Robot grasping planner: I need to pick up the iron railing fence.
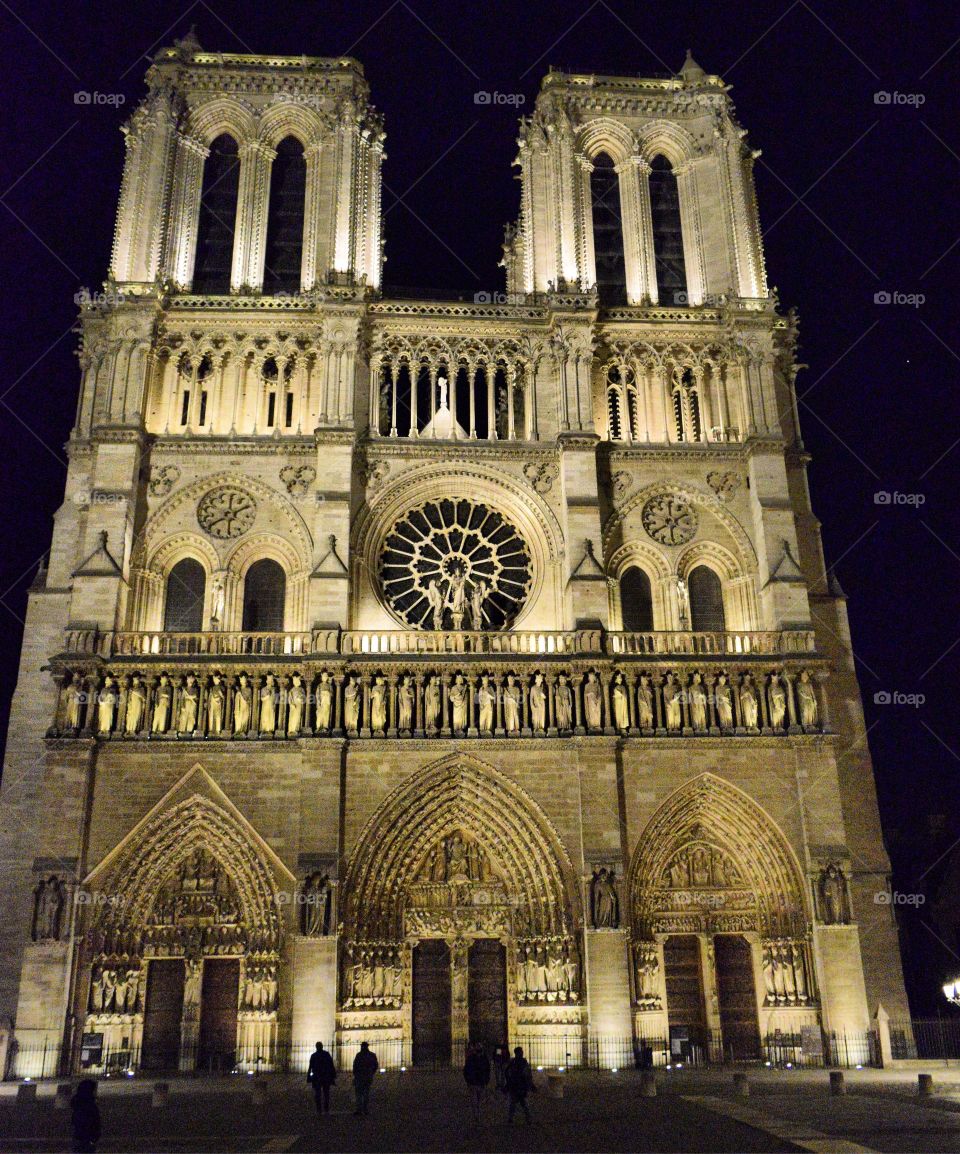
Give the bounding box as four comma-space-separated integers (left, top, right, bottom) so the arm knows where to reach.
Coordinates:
889, 1018, 960, 1061
6, 1028, 882, 1079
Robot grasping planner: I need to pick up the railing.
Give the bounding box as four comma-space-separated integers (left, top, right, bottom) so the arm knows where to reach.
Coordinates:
63, 628, 818, 660
890, 1018, 960, 1061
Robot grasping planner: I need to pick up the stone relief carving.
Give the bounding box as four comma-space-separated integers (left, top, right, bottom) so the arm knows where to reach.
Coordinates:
148, 464, 181, 497
280, 465, 316, 497
523, 461, 559, 494
300, 872, 331, 936
706, 471, 742, 501
362, 460, 390, 492
343, 942, 403, 1008
590, 867, 620, 929
817, 863, 851, 925
641, 494, 698, 546
197, 486, 257, 539
32, 876, 65, 942
516, 938, 580, 1003
761, 938, 814, 1006
632, 941, 661, 1010
611, 470, 633, 503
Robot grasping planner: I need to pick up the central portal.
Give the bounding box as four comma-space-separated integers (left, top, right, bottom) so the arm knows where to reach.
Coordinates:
468, 939, 507, 1050
413, 940, 452, 1065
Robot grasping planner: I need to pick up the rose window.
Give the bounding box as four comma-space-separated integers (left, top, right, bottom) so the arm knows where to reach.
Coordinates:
379, 498, 532, 630
642, 494, 698, 546
197, 487, 257, 539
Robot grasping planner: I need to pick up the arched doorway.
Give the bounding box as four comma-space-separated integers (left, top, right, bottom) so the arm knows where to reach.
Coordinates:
340, 755, 582, 1065
163, 558, 206, 632
628, 775, 814, 1062
80, 789, 286, 1072
242, 559, 286, 632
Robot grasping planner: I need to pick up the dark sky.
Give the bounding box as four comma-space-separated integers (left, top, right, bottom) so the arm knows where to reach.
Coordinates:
0, 1, 957, 1010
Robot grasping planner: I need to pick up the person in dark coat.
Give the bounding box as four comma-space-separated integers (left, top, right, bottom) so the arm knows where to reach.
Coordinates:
352, 1041, 379, 1116
463, 1041, 492, 1123
306, 1041, 337, 1115
504, 1046, 534, 1123
493, 1044, 508, 1091
70, 1079, 101, 1153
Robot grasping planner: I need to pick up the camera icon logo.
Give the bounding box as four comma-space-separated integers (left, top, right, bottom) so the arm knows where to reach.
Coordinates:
874, 91, 892, 105
874, 291, 891, 304
873, 691, 891, 705
474, 91, 492, 105
873, 491, 891, 505
74, 91, 92, 105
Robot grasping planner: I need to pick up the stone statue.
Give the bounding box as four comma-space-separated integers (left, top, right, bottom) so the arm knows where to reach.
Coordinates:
370, 675, 388, 732
555, 674, 573, 731
688, 673, 708, 730
611, 673, 629, 731
797, 671, 818, 728
715, 674, 733, 728
676, 575, 690, 629
210, 572, 226, 627
301, 873, 330, 936
259, 675, 277, 734
740, 675, 759, 728
768, 674, 787, 729
424, 675, 441, 731
426, 579, 444, 630
183, 960, 202, 1005
447, 570, 468, 628
125, 676, 146, 734
449, 674, 468, 731
636, 675, 654, 729
591, 867, 620, 928
663, 674, 681, 730
32, 876, 63, 941
97, 676, 118, 734
178, 674, 199, 733
470, 578, 488, 630
477, 675, 495, 731
398, 675, 414, 731
64, 675, 84, 730
691, 846, 712, 887
635, 942, 659, 1004
207, 675, 225, 735
819, 863, 849, 925
503, 675, 521, 733
584, 672, 602, 730
152, 675, 172, 733
234, 674, 252, 734
344, 675, 360, 731
530, 673, 546, 731
287, 674, 306, 734
317, 671, 333, 731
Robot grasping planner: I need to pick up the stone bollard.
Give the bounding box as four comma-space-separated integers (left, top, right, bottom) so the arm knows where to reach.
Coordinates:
918, 1073, 934, 1098
546, 1072, 564, 1098
152, 1082, 169, 1108
640, 1071, 657, 1097
54, 1083, 72, 1110
16, 1082, 37, 1104
251, 1078, 269, 1106
733, 1072, 750, 1097
829, 1070, 846, 1096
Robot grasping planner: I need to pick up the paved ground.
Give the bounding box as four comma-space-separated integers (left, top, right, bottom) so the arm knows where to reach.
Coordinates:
3, 1067, 960, 1152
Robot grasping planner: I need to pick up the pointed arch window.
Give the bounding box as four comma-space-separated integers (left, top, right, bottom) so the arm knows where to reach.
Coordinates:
263, 136, 306, 295
193, 134, 240, 294
242, 559, 286, 631
672, 367, 703, 442
688, 565, 725, 631
590, 152, 627, 307
620, 566, 654, 631
649, 155, 688, 306
164, 558, 206, 632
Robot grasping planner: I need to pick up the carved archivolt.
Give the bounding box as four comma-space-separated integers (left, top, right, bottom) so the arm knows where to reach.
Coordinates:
629, 773, 808, 939
341, 753, 579, 943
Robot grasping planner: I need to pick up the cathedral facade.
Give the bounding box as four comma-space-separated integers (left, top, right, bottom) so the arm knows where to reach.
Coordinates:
0, 39, 910, 1075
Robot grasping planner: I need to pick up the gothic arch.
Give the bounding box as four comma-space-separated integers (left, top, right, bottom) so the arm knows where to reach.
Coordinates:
576, 118, 636, 166
186, 98, 256, 147
629, 773, 809, 939
341, 753, 580, 942
257, 103, 329, 150
636, 121, 700, 169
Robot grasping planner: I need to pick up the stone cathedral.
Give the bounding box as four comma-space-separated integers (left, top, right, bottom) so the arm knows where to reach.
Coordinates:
0, 37, 910, 1075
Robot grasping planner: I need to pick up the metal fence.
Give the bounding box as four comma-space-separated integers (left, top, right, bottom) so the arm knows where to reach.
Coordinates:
890, 1018, 960, 1061
6, 1027, 883, 1079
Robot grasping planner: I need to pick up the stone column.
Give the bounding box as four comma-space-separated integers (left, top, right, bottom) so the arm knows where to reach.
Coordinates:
234, 141, 276, 292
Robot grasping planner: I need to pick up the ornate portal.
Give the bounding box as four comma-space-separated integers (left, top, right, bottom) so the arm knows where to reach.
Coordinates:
379, 498, 532, 630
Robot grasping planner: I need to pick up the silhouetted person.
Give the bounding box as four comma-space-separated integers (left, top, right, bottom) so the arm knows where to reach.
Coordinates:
352, 1041, 379, 1116
504, 1046, 534, 1123
70, 1080, 100, 1153
463, 1041, 492, 1123
493, 1043, 508, 1091
307, 1041, 337, 1115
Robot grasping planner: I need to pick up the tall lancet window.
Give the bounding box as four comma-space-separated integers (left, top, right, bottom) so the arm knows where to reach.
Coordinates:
242, 560, 286, 632
164, 559, 206, 632
263, 137, 307, 295
688, 566, 725, 632
620, 566, 654, 631
193, 134, 240, 294
590, 153, 627, 307
649, 155, 688, 305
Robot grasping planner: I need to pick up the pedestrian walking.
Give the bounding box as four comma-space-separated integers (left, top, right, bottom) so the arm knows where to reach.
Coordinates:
504, 1045, 535, 1124
493, 1043, 508, 1091
352, 1040, 379, 1116
463, 1041, 491, 1124
70, 1080, 100, 1154
306, 1041, 337, 1115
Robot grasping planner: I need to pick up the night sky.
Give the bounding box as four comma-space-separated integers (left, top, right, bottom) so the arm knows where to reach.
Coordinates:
0, 1, 957, 1012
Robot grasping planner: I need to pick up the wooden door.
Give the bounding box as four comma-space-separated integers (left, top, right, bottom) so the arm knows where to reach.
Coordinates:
141, 959, 184, 1070
413, 940, 451, 1065
714, 935, 760, 1059
663, 935, 707, 1056
198, 959, 239, 1071
468, 939, 507, 1052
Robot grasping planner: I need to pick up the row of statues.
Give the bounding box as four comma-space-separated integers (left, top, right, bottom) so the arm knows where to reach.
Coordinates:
517, 939, 580, 1002
761, 938, 813, 1005
343, 944, 404, 1007
241, 962, 278, 1011
56, 665, 821, 738
90, 965, 141, 1014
